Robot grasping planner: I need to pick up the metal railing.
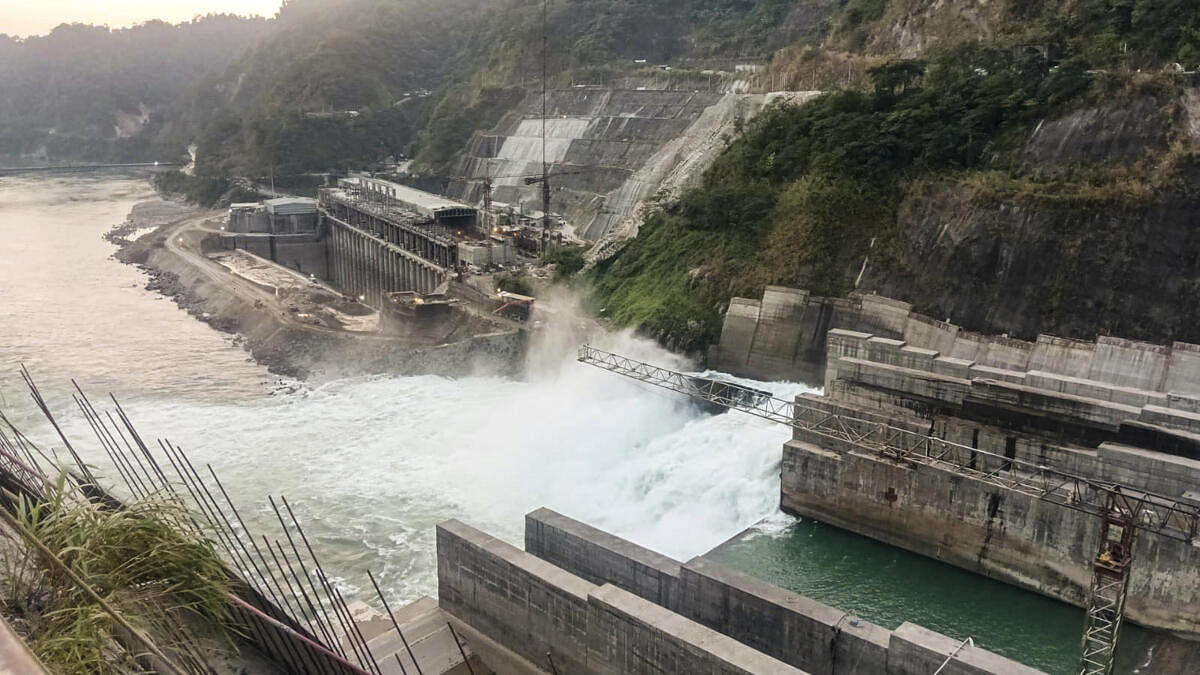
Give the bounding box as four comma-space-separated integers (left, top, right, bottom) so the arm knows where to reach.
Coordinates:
577, 345, 1200, 544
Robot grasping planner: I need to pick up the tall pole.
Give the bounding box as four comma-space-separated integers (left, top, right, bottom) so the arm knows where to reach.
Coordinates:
541, 0, 551, 252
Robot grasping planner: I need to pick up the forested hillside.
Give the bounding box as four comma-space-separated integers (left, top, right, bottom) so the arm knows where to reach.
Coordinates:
0, 16, 270, 163
590, 0, 1200, 352
168, 0, 836, 196
1, 0, 834, 188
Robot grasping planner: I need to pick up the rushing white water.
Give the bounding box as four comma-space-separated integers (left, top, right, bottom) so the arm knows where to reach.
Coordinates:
98, 329, 813, 601
0, 171, 815, 604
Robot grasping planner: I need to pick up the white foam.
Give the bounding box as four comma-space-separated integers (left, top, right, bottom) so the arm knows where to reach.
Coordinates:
75, 328, 817, 602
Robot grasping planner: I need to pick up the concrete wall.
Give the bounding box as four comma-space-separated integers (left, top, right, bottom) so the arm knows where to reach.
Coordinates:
219, 233, 329, 280
522, 509, 1044, 675
437, 520, 807, 675
712, 288, 1200, 398
827, 328, 1200, 449
780, 436, 1200, 636
586, 585, 804, 675
437, 520, 592, 674
525, 508, 680, 609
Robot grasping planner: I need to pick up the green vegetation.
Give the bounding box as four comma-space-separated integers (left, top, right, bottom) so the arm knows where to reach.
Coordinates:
1, 476, 232, 674
540, 245, 587, 280
496, 273, 536, 296
1009, 0, 1200, 67
0, 17, 269, 163
590, 44, 1102, 350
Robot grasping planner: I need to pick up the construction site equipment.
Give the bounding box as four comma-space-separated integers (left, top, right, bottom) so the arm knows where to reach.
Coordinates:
575, 345, 1200, 675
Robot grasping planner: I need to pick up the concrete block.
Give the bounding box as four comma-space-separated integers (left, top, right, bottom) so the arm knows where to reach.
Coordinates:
932, 357, 974, 380
679, 558, 843, 674
524, 508, 681, 609
760, 286, 811, 320
1167, 392, 1200, 414
978, 337, 1034, 372
1088, 336, 1170, 391
898, 346, 939, 373
1097, 442, 1200, 498
1025, 371, 1162, 408
866, 337, 908, 366
903, 314, 959, 355
436, 520, 593, 674
1138, 405, 1200, 434
968, 380, 1139, 428
968, 365, 1027, 386
888, 623, 1043, 675
1165, 341, 1200, 396
586, 584, 806, 675
715, 298, 762, 369
827, 330, 872, 360
948, 332, 987, 362
856, 293, 912, 334
1024, 371, 1068, 395
1029, 334, 1094, 379
834, 615, 891, 675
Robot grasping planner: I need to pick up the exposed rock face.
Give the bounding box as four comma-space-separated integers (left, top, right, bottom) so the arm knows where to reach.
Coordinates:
1020, 95, 1174, 170
863, 93, 1200, 345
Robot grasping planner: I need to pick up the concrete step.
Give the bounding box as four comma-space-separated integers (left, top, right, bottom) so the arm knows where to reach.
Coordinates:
357, 596, 484, 675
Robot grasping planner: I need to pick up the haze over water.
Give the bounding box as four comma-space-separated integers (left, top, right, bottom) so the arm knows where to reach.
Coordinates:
0, 173, 1171, 674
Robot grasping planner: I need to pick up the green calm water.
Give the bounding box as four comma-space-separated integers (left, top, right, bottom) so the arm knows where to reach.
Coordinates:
707, 518, 1166, 675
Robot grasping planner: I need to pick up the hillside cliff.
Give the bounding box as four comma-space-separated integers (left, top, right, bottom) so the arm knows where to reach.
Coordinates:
588, 1, 1200, 354
864, 88, 1200, 344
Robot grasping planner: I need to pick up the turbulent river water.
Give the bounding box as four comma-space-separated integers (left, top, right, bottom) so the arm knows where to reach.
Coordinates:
0, 173, 1178, 674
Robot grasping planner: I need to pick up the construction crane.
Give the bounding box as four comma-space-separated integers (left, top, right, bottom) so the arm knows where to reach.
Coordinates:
575, 345, 1200, 675
446, 167, 605, 244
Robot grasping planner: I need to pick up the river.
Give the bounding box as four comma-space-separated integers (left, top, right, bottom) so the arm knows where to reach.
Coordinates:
0, 173, 1178, 674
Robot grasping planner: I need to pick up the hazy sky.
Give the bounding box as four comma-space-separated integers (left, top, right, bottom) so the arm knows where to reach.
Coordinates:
2, 1, 283, 37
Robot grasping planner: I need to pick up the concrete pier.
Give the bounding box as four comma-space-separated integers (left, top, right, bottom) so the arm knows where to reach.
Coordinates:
710, 287, 1200, 393
325, 214, 447, 306
434, 510, 1044, 675
783, 329, 1200, 636
319, 185, 457, 307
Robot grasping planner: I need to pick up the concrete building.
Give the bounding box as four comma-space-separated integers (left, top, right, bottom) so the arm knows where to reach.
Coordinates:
263, 197, 319, 233
228, 202, 268, 233
227, 198, 319, 235
221, 197, 326, 278
458, 239, 518, 269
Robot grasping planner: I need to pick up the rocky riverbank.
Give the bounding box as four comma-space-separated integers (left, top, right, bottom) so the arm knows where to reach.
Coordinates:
109, 199, 527, 380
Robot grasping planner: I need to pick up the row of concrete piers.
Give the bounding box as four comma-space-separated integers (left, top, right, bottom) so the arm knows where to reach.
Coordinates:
322, 195, 459, 269
326, 217, 447, 307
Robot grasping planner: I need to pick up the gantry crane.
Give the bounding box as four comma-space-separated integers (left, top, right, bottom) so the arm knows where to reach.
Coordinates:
575, 345, 1200, 675
447, 167, 604, 247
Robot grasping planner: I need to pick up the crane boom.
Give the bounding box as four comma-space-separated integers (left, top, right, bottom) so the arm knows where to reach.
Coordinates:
576, 344, 1200, 675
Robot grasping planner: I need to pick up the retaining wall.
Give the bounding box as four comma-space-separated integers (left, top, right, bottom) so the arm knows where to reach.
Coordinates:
523, 509, 1043, 675
780, 436, 1200, 636
806, 330, 1200, 636
825, 329, 1200, 450
218, 232, 328, 279
711, 288, 1200, 396
437, 520, 806, 675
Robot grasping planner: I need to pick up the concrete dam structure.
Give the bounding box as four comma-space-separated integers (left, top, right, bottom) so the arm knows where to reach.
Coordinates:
786, 329, 1200, 637
320, 185, 456, 306
436, 508, 1042, 674
711, 285, 1200, 392
704, 287, 1200, 640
